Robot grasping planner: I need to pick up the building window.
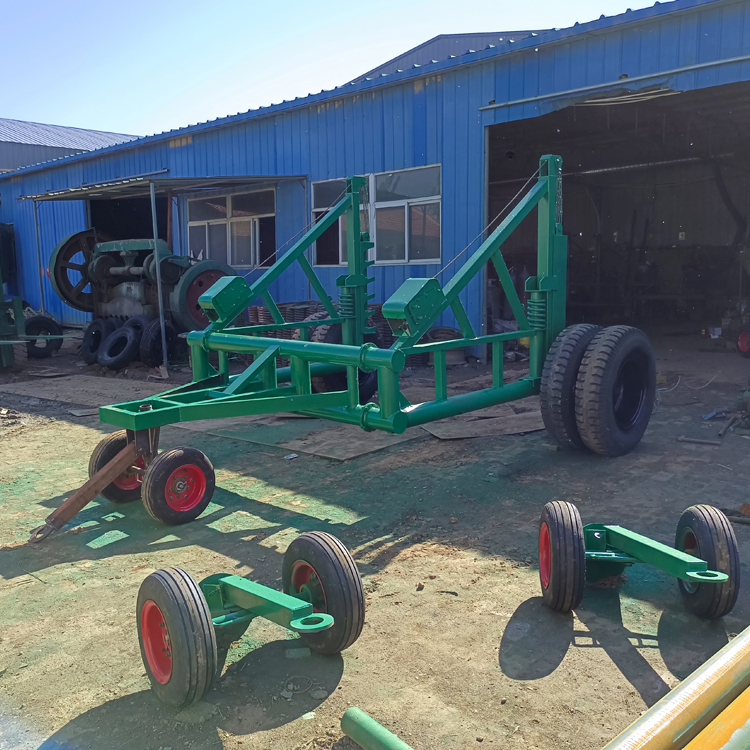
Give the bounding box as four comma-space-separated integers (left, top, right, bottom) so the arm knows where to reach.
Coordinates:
311, 180, 347, 265
374, 166, 440, 264
188, 190, 276, 268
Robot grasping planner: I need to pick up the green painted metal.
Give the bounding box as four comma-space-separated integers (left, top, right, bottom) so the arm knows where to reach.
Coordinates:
98, 155, 568, 439
0, 256, 25, 370
341, 707, 415, 750
584, 524, 729, 583
199, 573, 334, 636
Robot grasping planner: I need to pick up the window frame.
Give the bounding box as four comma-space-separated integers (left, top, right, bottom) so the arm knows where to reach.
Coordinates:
311, 178, 349, 267
310, 165, 441, 267
187, 188, 276, 268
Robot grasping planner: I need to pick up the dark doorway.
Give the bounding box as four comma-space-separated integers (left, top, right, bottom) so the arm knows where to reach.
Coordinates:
485, 80, 750, 332
89, 197, 168, 241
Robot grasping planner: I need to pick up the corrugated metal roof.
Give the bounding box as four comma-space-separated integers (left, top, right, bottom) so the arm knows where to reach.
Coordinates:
0, 0, 732, 181
349, 31, 547, 82
0, 118, 136, 150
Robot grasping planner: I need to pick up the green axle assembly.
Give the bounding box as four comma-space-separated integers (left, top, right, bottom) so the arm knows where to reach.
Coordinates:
98, 155, 567, 436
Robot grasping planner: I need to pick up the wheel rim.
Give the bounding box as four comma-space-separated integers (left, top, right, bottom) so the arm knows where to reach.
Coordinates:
113, 455, 145, 491
290, 560, 327, 612
739, 332, 750, 353
184, 270, 227, 328
679, 528, 700, 594
612, 351, 649, 431
164, 464, 206, 512
539, 523, 551, 589
49, 231, 105, 312
141, 599, 173, 684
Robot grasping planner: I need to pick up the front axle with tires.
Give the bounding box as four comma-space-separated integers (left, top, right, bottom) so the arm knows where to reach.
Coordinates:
137, 531, 364, 708
539, 501, 739, 618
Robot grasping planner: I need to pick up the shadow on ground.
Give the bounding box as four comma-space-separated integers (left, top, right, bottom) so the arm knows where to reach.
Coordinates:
499, 592, 731, 707
36, 641, 344, 750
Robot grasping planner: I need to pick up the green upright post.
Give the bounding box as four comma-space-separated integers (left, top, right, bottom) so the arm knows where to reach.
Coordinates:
528, 154, 566, 381
339, 176, 373, 347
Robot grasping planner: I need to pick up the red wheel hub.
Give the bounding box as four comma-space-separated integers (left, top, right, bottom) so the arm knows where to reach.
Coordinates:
539, 523, 551, 589
113, 455, 145, 491
290, 560, 327, 612
164, 464, 206, 512
739, 332, 750, 353
185, 270, 227, 327
141, 599, 172, 684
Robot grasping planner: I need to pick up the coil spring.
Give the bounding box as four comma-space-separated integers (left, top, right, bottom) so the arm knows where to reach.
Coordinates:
338, 293, 356, 318
527, 297, 547, 329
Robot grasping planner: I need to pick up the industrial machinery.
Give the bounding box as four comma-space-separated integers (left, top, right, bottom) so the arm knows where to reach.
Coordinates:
49, 230, 235, 331
538, 501, 740, 618
30, 155, 657, 541
136, 531, 363, 708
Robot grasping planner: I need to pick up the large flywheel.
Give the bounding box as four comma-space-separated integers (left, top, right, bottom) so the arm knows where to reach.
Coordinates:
49, 230, 111, 312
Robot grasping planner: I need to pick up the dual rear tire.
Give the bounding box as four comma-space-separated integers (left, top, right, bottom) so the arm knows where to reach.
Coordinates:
540, 325, 656, 456
137, 531, 364, 708
538, 501, 739, 619
88, 432, 215, 524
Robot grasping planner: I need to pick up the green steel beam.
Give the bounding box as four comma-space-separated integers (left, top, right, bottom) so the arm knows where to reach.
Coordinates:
584, 524, 729, 583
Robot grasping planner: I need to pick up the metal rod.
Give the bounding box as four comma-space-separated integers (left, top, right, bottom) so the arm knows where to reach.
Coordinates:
478, 53, 750, 112
404, 378, 536, 427
32, 200, 46, 315
341, 707, 414, 750
601, 623, 750, 750
150, 181, 169, 373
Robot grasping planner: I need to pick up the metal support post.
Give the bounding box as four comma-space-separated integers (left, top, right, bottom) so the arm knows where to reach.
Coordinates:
150, 182, 169, 374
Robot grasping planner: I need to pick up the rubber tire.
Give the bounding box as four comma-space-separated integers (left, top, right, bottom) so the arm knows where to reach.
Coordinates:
293, 312, 380, 402
137, 568, 217, 708
539, 501, 586, 613
140, 319, 177, 367
88, 430, 143, 503
24, 315, 63, 359
574, 326, 656, 457
675, 505, 740, 619
81, 318, 117, 365
97, 325, 141, 370
282, 531, 365, 654
123, 315, 151, 343
141, 447, 215, 525
10, 342, 27, 371
540, 324, 601, 450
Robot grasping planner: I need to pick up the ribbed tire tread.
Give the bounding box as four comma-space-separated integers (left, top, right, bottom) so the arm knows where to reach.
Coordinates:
676, 505, 740, 619
540, 324, 601, 449
283, 531, 365, 654
137, 567, 217, 708
540, 501, 586, 613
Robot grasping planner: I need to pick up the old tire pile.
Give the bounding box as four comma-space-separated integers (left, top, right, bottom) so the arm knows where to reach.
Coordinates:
540, 324, 655, 457
24, 314, 63, 359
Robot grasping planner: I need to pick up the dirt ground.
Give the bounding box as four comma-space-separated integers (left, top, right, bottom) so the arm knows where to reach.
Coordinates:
0, 328, 748, 750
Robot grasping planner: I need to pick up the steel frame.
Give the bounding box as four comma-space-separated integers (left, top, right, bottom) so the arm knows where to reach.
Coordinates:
96, 155, 567, 437
583, 523, 729, 584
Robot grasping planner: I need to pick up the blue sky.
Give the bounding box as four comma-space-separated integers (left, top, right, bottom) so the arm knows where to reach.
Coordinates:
5, 0, 657, 137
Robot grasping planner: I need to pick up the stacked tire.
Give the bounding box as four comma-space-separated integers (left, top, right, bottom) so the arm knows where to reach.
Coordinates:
82, 316, 176, 370
540, 325, 656, 457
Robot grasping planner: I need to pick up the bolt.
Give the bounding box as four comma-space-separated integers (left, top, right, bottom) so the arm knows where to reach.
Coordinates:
139, 404, 153, 412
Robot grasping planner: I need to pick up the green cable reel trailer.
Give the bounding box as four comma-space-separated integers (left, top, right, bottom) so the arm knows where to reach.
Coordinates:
32, 155, 657, 540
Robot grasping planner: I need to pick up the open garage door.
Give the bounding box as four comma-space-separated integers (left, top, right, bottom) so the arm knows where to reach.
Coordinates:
485, 80, 750, 338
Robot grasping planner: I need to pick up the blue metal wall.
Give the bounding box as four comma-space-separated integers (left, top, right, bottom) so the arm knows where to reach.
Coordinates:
2, 0, 750, 329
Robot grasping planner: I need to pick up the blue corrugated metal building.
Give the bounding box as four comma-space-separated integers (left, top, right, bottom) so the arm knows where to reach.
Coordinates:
2, 0, 750, 331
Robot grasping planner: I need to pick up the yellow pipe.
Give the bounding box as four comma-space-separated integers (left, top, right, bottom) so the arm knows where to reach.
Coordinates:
602, 624, 750, 750
683, 685, 750, 750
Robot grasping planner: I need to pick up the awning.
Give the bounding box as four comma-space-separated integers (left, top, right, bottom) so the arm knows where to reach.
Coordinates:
18, 170, 305, 201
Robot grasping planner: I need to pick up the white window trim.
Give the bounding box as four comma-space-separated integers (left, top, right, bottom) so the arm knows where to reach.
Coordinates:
311, 167, 442, 267
187, 189, 276, 268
